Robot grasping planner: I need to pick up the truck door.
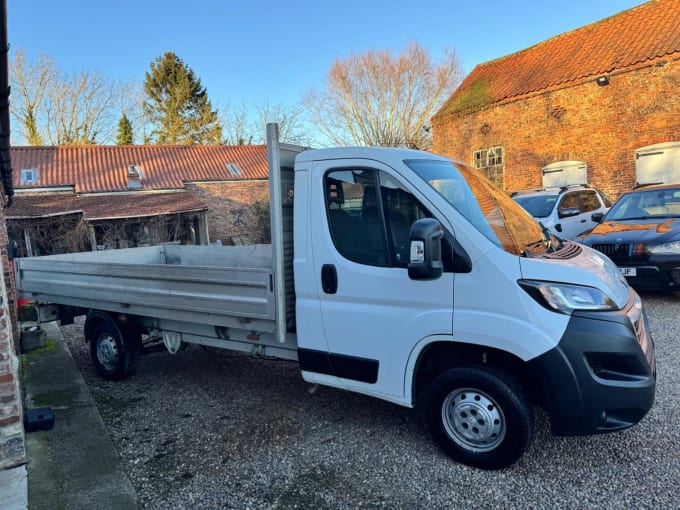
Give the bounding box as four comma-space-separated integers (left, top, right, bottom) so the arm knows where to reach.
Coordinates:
300, 161, 454, 399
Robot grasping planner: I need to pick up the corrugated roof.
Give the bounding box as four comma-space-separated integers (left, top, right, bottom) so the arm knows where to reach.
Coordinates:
7, 191, 208, 220
10, 144, 268, 193
435, 0, 680, 117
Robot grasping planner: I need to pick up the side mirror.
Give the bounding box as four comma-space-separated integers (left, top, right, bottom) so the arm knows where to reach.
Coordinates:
408, 218, 443, 281
591, 212, 604, 223
558, 207, 580, 219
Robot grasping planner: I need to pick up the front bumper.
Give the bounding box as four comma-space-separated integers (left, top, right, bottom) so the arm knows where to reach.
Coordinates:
528, 289, 656, 436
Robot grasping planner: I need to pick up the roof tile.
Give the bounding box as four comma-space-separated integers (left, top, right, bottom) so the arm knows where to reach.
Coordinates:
10, 145, 269, 193
436, 0, 680, 116
7, 191, 208, 220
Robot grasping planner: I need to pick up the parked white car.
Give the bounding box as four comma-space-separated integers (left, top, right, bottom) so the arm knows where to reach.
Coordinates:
512, 185, 611, 239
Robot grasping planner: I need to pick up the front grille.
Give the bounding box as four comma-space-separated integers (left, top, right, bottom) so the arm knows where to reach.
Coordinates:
592, 243, 626, 257
591, 243, 647, 262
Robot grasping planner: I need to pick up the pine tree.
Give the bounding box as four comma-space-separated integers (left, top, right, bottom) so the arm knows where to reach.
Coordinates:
143, 52, 223, 145
116, 112, 134, 145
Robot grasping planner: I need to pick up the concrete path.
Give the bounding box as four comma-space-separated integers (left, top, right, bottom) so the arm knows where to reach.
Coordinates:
5, 321, 139, 509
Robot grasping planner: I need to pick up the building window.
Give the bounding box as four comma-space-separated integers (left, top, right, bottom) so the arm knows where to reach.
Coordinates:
127, 165, 143, 178
473, 147, 503, 169
20, 168, 39, 185
226, 163, 241, 176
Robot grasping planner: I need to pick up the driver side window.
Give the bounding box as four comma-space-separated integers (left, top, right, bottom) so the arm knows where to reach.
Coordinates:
325, 169, 429, 267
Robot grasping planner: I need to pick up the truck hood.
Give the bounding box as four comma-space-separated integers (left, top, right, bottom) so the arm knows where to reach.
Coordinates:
519, 242, 630, 308
578, 218, 680, 245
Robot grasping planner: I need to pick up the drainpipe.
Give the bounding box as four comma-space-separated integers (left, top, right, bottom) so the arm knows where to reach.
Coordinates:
0, 0, 14, 207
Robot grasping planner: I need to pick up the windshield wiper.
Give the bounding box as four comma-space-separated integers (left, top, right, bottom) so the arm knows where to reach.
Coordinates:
540, 222, 556, 253
522, 223, 558, 257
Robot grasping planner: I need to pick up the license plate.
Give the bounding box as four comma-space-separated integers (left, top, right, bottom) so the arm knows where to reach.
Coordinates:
620, 267, 637, 277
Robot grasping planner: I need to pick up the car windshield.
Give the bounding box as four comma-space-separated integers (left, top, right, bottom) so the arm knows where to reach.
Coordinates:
606, 187, 680, 221
513, 194, 557, 218
406, 159, 545, 256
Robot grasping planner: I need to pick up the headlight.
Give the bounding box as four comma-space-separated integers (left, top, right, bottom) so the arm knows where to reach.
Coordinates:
648, 240, 680, 254
519, 280, 618, 314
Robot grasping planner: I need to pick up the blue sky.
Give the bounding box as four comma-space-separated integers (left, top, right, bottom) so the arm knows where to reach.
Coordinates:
8, 0, 644, 110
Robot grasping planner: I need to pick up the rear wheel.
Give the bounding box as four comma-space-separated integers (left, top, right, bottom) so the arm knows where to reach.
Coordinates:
424, 366, 534, 470
87, 321, 140, 381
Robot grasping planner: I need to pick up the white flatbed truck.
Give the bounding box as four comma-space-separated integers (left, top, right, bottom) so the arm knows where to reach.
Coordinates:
15, 124, 656, 469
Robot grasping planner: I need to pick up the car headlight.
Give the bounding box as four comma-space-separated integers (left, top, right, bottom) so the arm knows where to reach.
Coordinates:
518, 280, 618, 314
648, 240, 680, 254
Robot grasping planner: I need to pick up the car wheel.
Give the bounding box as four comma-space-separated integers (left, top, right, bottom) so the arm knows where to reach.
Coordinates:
424, 365, 534, 470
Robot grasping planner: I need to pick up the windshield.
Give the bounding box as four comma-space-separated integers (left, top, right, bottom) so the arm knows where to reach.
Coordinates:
606, 188, 680, 221
513, 194, 557, 218
406, 159, 545, 255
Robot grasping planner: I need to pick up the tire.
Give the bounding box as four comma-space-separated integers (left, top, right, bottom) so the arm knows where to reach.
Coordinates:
88, 323, 141, 381
424, 366, 534, 470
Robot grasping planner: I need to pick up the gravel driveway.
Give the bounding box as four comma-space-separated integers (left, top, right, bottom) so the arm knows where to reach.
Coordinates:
60, 291, 679, 509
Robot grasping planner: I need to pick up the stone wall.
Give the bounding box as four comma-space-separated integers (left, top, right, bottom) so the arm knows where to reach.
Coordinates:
185, 180, 270, 244
0, 208, 24, 469
432, 59, 680, 201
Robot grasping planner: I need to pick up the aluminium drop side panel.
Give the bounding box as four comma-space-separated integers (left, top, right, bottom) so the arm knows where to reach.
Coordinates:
15, 244, 277, 330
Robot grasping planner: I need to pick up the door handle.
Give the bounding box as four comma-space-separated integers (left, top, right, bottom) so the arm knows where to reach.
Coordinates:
321, 264, 338, 294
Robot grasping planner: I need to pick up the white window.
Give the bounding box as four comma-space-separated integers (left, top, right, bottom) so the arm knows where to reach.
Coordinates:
473, 147, 503, 169
226, 163, 241, 176
127, 165, 143, 178
20, 168, 38, 185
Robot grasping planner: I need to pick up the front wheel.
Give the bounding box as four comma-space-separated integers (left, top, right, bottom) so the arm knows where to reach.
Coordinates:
424, 366, 534, 470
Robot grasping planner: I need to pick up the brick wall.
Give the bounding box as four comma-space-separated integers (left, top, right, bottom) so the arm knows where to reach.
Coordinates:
0, 207, 25, 469
186, 181, 270, 244
432, 59, 680, 201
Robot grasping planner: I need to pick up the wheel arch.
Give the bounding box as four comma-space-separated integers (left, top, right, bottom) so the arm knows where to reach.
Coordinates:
84, 310, 121, 343
84, 310, 142, 345
409, 339, 542, 407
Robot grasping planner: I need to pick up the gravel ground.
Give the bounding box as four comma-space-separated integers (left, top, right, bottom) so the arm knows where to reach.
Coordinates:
60, 291, 679, 509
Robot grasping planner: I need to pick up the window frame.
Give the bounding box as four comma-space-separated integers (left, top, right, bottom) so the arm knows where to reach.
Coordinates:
473, 146, 503, 169
324, 168, 432, 268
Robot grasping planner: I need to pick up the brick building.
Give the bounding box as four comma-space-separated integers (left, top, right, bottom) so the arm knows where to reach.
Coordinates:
8, 144, 271, 256
1, 0, 23, 470
431, 0, 680, 200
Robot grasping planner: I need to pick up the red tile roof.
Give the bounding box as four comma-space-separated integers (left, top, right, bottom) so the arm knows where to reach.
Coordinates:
435, 0, 680, 117
10, 145, 268, 193
7, 191, 207, 220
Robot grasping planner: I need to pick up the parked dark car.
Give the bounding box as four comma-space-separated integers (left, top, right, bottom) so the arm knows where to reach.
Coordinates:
577, 183, 680, 290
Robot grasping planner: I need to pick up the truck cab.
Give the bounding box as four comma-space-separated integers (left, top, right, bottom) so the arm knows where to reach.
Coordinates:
290, 144, 655, 469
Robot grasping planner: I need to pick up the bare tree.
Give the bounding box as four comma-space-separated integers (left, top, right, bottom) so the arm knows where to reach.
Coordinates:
10, 49, 139, 145
44, 69, 117, 145
9, 50, 55, 145
221, 101, 311, 146
221, 102, 255, 145
305, 42, 462, 150
255, 102, 311, 146
113, 80, 145, 144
